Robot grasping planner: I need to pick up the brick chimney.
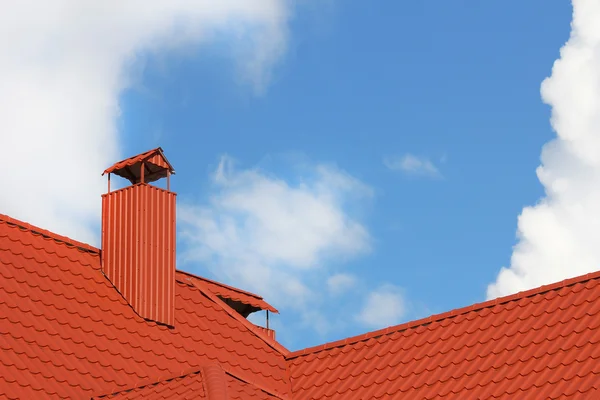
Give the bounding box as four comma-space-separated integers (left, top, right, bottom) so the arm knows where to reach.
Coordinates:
101, 147, 176, 326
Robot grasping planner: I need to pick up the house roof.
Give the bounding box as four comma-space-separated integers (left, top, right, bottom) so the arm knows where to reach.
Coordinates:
287, 270, 600, 399
2, 211, 600, 399
0, 214, 289, 399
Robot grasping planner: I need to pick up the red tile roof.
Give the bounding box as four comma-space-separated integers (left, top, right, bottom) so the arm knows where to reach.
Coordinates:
2, 211, 600, 399
93, 365, 284, 399
287, 271, 600, 399
0, 214, 289, 399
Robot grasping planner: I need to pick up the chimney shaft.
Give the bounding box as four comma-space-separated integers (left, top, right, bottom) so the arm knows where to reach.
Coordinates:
101, 148, 176, 326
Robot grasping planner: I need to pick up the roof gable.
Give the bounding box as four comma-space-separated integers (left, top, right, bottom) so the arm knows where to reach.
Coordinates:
287, 272, 600, 399
0, 215, 289, 399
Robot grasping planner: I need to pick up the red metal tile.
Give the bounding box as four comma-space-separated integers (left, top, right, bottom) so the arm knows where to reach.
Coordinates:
287, 268, 600, 399
0, 215, 290, 399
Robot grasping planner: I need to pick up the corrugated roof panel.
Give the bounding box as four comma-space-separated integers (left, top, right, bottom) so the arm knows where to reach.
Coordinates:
101, 183, 176, 326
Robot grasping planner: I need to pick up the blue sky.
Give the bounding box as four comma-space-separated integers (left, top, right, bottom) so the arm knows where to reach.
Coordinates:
116, 1, 573, 349
5, 1, 594, 353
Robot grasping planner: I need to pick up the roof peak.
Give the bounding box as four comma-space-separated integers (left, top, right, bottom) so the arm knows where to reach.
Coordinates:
288, 268, 600, 359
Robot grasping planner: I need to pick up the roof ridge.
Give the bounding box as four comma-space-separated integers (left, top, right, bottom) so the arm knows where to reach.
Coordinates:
287, 269, 600, 359
219, 364, 289, 400
200, 364, 228, 400
92, 363, 288, 399
186, 277, 291, 357
91, 367, 203, 398
0, 213, 99, 254
177, 270, 266, 300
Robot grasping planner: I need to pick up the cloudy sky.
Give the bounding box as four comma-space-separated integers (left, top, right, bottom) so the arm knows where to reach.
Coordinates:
1, 1, 598, 350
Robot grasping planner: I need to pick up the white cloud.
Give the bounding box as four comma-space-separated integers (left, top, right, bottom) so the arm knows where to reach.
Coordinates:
0, 1, 292, 244
487, 0, 600, 299
384, 154, 442, 178
178, 156, 372, 324
327, 273, 357, 295
356, 284, 405, 328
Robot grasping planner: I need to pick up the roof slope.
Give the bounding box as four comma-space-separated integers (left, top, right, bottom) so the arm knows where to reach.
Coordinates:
0, 215, 289, 399
288, 272, 600, 399
94, 365, 284, 400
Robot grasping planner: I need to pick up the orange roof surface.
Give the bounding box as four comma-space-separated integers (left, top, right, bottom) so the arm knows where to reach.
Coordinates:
287, 272, 600, 399
0, 214, 288, 399
2, 210, 600, 399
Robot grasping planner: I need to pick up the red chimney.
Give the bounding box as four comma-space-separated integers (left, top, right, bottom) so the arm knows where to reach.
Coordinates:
101, 147, 176, 326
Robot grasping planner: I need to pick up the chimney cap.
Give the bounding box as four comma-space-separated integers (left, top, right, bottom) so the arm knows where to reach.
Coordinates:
103, 147, 175, 185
